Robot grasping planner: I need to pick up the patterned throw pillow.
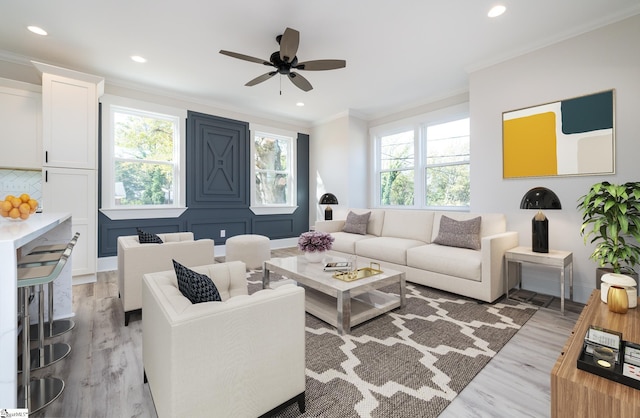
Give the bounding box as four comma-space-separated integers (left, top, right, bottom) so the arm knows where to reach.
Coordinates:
433, 215, 482, 250
172, 260, 221, 304
137, 228, 163, 244
342, 211, 371, 235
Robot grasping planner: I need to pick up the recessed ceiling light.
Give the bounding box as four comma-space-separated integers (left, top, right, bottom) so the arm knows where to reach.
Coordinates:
27, 26, 48, 36
488, 5, 506, 18
131, 55, 147, 63
296, 102, 305, 107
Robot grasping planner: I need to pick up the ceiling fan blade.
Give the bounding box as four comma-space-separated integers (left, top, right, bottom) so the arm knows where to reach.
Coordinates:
219, 50, 272, 66
245, 72, 277, 87
295, 59, 346, 71
288, 72, 313, 92
279, 27, 300, 63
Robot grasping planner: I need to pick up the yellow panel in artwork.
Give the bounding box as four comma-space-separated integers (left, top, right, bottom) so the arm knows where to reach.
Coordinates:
503, 112, 557, 178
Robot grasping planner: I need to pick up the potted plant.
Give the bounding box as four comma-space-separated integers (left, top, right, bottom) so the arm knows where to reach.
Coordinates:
577, 181, 640, 280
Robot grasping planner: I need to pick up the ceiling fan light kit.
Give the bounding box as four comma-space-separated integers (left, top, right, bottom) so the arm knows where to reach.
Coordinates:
220, 27, 346, 92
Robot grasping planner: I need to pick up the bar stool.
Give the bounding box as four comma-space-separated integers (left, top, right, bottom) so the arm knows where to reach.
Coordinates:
16, 243, 73, 413
20, 232, 80, 340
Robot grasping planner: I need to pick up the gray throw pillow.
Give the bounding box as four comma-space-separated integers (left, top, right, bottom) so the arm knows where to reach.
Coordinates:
342, 211, 371, 235
433, 215, 482, 250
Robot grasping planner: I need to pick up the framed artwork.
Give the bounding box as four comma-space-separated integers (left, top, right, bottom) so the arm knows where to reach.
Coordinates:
502, 90, 615, 178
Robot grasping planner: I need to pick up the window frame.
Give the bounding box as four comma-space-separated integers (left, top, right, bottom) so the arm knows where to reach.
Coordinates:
249, 124, 298, 215
371, 103, 470, 211
100, 94, 187, 220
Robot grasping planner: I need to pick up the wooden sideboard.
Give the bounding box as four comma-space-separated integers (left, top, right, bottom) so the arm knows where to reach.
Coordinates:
551, 290, 640, 417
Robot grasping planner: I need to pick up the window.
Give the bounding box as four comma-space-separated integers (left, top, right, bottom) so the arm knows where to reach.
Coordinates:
379, 129, 415, 206
101, 95, 186, 220
250, 125, 297, 215
373, 104, 470, 210
425, 118, 470, 207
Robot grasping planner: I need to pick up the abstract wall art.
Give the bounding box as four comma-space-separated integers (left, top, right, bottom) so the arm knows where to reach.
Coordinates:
503, 90, 615, 178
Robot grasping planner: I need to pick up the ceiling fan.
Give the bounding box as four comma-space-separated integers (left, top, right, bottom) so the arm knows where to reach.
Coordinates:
219, 27, 346, 92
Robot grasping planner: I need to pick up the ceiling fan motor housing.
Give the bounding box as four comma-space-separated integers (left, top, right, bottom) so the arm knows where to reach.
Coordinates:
269, 51, 297, 74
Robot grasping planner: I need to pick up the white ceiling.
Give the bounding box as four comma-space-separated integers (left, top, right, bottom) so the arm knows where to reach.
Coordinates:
1, 1, 639, 125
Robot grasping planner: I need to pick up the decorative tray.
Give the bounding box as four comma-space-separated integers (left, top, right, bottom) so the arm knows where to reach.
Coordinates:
577, 342, 640, 390
333, 262, 383, 282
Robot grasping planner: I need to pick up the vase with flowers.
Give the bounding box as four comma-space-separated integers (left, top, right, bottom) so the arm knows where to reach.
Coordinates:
298, 231, 334, 263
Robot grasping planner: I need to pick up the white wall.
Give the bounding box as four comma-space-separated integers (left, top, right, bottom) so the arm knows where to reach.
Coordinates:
470, 14, 640, 303
310, 112, 368, 222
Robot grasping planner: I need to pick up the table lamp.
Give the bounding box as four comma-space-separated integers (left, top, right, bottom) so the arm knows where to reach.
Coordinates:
520, 187, 562, 253
319, 193, 338, 220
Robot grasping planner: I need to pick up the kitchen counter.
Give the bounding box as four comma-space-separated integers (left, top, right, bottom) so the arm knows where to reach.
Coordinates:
0, 212, 72, 408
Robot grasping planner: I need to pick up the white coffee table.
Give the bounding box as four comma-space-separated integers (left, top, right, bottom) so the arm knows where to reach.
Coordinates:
263, 256, 406, 335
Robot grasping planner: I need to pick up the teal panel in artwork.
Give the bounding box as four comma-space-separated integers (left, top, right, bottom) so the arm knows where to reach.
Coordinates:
560, 90, 613, 134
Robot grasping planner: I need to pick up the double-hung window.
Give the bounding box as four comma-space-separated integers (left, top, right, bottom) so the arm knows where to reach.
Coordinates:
100, 95, 186, 220
250, 125, 297, 215
373, 103, 470, 210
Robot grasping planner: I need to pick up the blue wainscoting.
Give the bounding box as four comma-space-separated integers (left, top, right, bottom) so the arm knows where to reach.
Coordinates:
97, 111, 309, 257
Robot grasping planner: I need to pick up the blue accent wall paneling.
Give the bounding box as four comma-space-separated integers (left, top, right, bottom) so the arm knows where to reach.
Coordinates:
98, 110, 309, 257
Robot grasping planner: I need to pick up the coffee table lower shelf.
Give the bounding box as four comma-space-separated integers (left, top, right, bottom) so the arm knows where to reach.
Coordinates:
303, 286, 402, 333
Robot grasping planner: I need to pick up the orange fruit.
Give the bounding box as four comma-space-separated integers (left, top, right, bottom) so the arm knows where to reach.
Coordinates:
9, 207, 20, 219
11, 197, 22, 208
1, 200, 11, 212
20, 212, 30, 220
4, 194, 15, 201
19, 202, 31, 214
0, 209, 8, 217
20, 193, 30, 203
28, 199, 38, 212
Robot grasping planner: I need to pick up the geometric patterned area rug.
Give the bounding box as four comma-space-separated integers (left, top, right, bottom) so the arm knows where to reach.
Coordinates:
246, 271, 537, 418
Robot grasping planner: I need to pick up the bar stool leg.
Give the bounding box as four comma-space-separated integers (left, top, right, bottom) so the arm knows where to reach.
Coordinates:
29, 280, 75, 340
17, 285, 66, 414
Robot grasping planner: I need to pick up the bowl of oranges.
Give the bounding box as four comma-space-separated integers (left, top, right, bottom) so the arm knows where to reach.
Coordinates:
1, 193, 38, 221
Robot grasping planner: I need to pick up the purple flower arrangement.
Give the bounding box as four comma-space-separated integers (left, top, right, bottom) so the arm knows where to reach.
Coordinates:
298, 231, 334, 253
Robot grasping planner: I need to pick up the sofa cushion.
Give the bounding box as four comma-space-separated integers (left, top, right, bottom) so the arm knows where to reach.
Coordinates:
433, 215, 481, 250
407, 244, 482, 282
172, 259, 221, 304
380, 210, 434, 243
348, 208, 386, 236
356, 236, 426, 265
137, 227, 163, 244
343, 211, 371, 235
330, 231, 374, 254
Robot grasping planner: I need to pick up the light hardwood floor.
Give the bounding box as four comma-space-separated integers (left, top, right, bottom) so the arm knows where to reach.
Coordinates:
28, 251, 580, 418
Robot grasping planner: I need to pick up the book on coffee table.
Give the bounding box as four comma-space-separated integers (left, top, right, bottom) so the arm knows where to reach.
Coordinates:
323, 261, 352, 271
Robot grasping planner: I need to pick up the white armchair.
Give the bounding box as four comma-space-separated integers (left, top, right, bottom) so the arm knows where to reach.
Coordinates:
117, 232, 215, 325
142, 261, 306, 418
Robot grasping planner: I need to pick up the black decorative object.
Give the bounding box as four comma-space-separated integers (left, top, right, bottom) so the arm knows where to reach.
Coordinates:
520, 187, 562, 253
319, 193, 339, 220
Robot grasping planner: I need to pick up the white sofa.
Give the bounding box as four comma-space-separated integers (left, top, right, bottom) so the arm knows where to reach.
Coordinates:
315, 209, 518, 303
117, 232, 215, 325
142, 261, 306, 418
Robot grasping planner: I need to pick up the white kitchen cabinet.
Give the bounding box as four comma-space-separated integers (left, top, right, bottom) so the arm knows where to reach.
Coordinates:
0, 82, 42, 169
34, 61, 104, 281
42, 167, 96, 277
34, 63, 103, 169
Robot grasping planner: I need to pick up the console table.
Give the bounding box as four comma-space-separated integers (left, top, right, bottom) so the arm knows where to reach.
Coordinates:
551, 290, 640, 417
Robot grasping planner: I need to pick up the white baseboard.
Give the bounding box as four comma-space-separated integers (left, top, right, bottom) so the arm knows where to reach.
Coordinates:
96, 237, 299, 273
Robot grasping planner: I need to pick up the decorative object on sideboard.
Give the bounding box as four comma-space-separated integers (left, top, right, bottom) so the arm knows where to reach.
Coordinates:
298, 231, 334, 263
578, 181, 640, 288
319, 193, 339, 220
1, 193, 38, 221
520, 187, 562, 253
600, 273, 637, 308
608, 285, 629, 314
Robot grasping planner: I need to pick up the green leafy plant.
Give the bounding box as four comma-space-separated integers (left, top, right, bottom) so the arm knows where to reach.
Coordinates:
577, 181, 640, 274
